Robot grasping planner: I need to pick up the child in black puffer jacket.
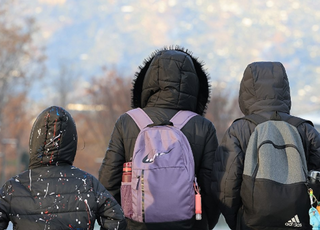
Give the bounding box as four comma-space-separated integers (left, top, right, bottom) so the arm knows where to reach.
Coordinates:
0, 106, 127, 230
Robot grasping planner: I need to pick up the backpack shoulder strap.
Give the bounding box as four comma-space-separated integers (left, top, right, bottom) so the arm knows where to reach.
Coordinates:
234, 114, 268, 126
285, 115, 314, 128
284, 116, 314, 163
126, 108, 153, 130
234, 112, 314, 128
170, 110, 198, 130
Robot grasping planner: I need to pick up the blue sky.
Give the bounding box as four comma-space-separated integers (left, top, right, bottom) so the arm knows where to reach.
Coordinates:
20, 0, 320, 115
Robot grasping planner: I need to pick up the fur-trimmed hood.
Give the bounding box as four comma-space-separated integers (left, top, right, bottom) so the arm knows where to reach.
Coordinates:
132, 47, 210, 116
28, 106, 77, 169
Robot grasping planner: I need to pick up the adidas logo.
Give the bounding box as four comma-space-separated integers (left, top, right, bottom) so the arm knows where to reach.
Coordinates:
285, 215, 302, 227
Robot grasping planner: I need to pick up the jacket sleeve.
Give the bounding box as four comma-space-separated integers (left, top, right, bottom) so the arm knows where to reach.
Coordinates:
302, 123, 320, 171
0, 182, 11, 230
212, 121, 248, 230
95, 179, 127, 230
99, 116, 125, 204
196, 122, 220, 229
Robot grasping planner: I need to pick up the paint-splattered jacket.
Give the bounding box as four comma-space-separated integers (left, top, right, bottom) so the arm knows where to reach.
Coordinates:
0, 106, 127, 230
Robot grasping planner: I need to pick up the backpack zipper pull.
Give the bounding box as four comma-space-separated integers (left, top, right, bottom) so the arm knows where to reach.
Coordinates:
309, 188, 314, 205
194, 178, 202, 220
135, 175, 141, 190
317, 202, 320, 214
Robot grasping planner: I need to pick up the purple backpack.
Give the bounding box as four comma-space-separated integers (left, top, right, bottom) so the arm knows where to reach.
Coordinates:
121, 108, 197, 223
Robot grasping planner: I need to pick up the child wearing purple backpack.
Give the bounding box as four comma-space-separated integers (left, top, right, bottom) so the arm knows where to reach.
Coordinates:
99, 47, 220, 230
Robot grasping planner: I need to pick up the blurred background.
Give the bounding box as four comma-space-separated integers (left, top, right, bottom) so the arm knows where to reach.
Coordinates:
1, 0, 320, 229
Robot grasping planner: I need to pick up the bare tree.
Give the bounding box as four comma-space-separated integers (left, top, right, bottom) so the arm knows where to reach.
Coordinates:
56, 61, 79, 108
0, 0, 45, 182
2, 94, 32, 176
0, 0, 45, 127
206, 84, 242, 142
72, 68, 131, 175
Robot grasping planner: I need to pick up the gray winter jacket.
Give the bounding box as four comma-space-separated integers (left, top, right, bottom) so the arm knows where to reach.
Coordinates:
0, 106, 126, 230
211, 62, 320, 230
99, 48, 220, 230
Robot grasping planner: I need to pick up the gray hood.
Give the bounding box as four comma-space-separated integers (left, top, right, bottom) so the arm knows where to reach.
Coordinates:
239, 62, 291, 116
132, 47, 211, 115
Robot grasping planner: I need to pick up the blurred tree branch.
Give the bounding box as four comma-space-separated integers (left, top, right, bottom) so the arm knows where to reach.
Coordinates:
206, 84, 242, 142
0, 0, 45, 181
0, 0, 45, 130
72, 67, 131, 174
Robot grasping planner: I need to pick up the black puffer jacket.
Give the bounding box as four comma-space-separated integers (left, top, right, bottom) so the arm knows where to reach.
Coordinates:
0, 106, 126, 230
211, 62, 320, 230
99, 48, 220, 230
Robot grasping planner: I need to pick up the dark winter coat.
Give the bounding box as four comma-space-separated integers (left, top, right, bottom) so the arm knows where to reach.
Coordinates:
211, 62, 320, 230
99, 48, 220, 230
0, 106, 126, 230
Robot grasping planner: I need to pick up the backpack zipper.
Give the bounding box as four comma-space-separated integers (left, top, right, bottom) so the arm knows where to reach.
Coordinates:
141, 169, 145, 222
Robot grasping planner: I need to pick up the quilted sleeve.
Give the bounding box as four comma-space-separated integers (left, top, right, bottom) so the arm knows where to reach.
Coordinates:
303, 123, 320, 171
196, 122, 220, 229
95, 180, 127, 230
211, 122, 248, 230
0, 182, 11, 230
98, 116, 126, 204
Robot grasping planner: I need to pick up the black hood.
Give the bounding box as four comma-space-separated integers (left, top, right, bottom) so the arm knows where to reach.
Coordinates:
29, 106, 77, 169
239, 61, 291, 116
132, 46, 211, 115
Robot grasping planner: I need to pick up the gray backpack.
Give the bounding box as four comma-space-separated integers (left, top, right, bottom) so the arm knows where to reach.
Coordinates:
239, 112, 313, 229
122, 108, 197, 223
